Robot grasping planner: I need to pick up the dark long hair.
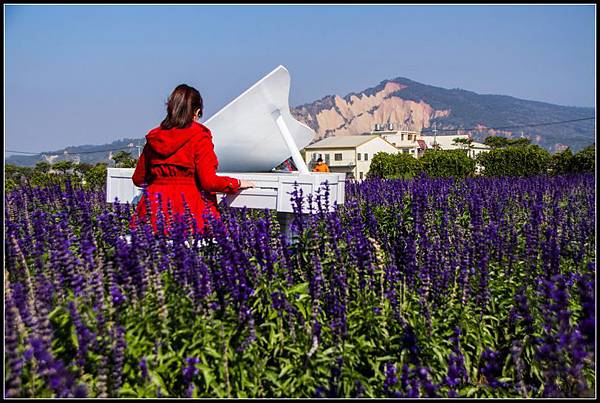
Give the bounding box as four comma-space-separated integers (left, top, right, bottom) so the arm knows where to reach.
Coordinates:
160, 84, 203, 130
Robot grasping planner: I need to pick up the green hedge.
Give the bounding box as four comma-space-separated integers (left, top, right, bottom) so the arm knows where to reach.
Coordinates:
420, 149, 476, 178
476, 145, 551, 177
367, 150, 476, 180
570, 145, 596, 173
5, 162, 108, 192
368, 152, 423, 180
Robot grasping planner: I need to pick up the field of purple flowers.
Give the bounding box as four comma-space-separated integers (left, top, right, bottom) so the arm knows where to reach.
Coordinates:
4, 173, 596, 398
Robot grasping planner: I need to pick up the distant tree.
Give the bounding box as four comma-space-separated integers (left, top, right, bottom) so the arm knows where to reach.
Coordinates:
483, 135, 532, 149
35, 161, 52, 174
547, 148, 574, 176
483, 136, 510, 149
5, 163, 20, 178
570, 144, 595, 173
453, 137, 473, 150
368, 152, 423, 180
507, 137, 532, 147
83, 162, 107, 190
420, 149, 476, 178
74, 162, 93, 172
477, 145, 551, 177
5, 164, 26, 182
28, 161, 57, 188
112, 151, 137, 168
73, 162, 94, 178
83, 163, 108, 191
52, 160, 73, 175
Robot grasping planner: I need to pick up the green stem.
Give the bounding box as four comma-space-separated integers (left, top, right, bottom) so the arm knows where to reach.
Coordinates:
220, 324, 231, 398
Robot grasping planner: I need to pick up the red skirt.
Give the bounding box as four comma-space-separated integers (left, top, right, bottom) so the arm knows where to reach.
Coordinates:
130, 176, 220, 234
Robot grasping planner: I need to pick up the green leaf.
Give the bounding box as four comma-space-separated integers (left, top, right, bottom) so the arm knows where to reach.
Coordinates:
278, 364, 294, 379
118, 382, 138, 398
48, 306, 65, 321
465, 386, 480, 397
287, 282, 310, 296
204, 347, 222, 359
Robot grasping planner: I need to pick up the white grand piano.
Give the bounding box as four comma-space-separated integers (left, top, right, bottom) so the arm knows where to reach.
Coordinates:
106, 65, 346, 233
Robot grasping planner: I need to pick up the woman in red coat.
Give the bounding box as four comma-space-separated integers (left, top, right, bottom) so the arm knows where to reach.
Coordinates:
131, 84, 254, 233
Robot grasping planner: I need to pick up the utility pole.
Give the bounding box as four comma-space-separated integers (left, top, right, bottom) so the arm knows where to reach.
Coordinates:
433, 122, 438, 149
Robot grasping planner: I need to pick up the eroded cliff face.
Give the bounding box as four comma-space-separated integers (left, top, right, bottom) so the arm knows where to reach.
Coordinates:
292, 82, 451, 141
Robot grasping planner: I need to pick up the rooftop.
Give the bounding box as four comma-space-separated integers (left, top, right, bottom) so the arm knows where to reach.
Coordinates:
471, 142, 490, 149
421, 135, 490, 150
421, 134, 469, 148
305, 135, 384, 149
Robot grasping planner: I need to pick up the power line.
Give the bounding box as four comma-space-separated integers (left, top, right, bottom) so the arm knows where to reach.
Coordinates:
5, 145, 142, 156
420, 116, 595, 134
5, 150, 40, 155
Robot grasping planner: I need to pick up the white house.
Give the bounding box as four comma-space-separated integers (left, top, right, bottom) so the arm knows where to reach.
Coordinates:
304, 135, 399, 180
422, 134, 468, 150
421, 134, 490, 158
465, 142, 491, 159
370, 125, 426, 158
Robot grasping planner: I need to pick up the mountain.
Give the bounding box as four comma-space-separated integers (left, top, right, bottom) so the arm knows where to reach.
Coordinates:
5, 138, 145, 167
6, 77, 595, 166
291, 77, 595, 152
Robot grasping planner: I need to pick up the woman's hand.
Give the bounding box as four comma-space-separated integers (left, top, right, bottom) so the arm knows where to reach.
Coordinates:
239, 179, 256, 189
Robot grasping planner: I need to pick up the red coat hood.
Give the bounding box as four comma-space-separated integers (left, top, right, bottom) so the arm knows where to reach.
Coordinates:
145, 122, 205, 158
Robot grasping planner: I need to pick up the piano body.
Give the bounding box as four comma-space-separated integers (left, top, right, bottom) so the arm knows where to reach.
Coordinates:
106, 65, 346, 234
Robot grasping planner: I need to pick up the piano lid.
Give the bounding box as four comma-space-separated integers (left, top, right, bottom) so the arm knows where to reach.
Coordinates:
204, 65, 314, 172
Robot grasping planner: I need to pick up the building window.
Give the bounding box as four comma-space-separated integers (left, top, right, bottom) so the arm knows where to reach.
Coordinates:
364, 153, 368, 161
334, 153, 342, 161
401, 134, 404, 141
324, 154, 330, 164
359, 172, 363, 180
357, 153, 361, 161
403, 148, 409, 154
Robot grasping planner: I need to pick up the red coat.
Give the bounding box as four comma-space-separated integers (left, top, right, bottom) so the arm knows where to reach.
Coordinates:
131, 122, 240, 233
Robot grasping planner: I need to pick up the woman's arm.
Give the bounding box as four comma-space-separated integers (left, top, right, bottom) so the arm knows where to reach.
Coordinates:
194, 130, 241, 194
132, 145, 149, 187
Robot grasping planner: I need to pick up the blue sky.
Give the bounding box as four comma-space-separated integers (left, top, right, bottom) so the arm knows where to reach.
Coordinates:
5, 4, 596, 154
